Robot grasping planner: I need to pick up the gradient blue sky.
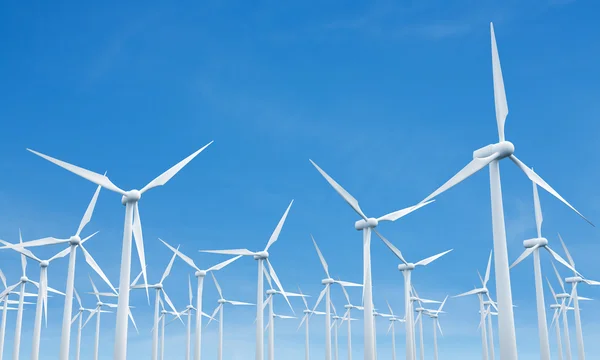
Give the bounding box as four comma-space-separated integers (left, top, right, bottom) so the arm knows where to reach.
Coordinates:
1, 0, 600, 359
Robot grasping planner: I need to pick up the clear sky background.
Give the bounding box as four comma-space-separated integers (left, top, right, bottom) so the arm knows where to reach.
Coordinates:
1, 0, 600, 359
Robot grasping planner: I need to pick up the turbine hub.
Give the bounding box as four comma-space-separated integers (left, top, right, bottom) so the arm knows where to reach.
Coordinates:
266, 289, 277, 295
523, 237, 548, 248
473, 141, 515, 160
354, 218, 378, 231
398, 263, 415, 271
254, 251, 269, 260
97, 302, 103, 307
186, 305, 194, 310
566, 276, 583, 284
20, 276, 28, 283
550, 304, 561, 309
79, 307, 85, 312
321, 278, 334, 285
218, 299, 226, 304
195, 270, 206, 277
155, 283, 163, 290
121, 190, 141, 205
40, 260, 49, 268
556, 293, 570, 299
303, 309, 311, 314
415, 307, 425, 312
161, 310, 167, 315
69, 235, 81, 246
344, 304, 352, 309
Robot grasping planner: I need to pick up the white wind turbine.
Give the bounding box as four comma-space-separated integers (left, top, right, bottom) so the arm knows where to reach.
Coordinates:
416, 23, 593, 360
423, 297, 448, 360
412, 288, 442, 360
553, 238, 599, 360
548, 269, 574, 360
263, 264, 305, 360
201, 200, 294, 360
297, 287, 325, 360
372, 307, 393, 360
208, 272, 254, 360
84, 277, 120, 360
131, 246, 182, 360
549, 303, 564, 360
454, 251, 497, 360
311, 235, 362, 360
482, 299, 497, 360
0, 182, 111, 360
160, 239, 241, 360
0, 268, 32, 360
378, 233, 451, 360
309, 159, 433, 360
384, 301, 404, 360
27, 141, 213, 360
331, 304, 342, 360
70, 289, 96, 360
0, 238, 68, 360
340, 283, 363, 360
155, 299, 183, 360
509, 179, 579, 360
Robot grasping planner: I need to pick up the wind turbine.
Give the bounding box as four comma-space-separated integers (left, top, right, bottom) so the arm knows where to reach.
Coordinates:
0, 183, 110, 360
548, 270, 574, 360
554, 237, 599, 360
378, 233, 451, 360
416, 22, 593, 360
454, 251, 497, 360
384, 301, 403, 360
131, 246, 182, 360
340, 283, 363, 360
84, 276, 120, 360
155, 298, 183, 360
510, 179, 578, 360
309, 159, 433, 360
423, 297, 448, 360
27, 141, 213, 360
372, 307, 392, 360
263, 264, 305, 360
208, 272, 254, 360
482, 299, 497, 360
0, 239, 68, 360
201, 200, 293, 360
331, 304, 341, 360
411, 288, 442, 360
311, 235, 362, 360
297, 287, 324, 360
0, 268, 30, 360
160, 239, 241, 360
70, 289, 95, 360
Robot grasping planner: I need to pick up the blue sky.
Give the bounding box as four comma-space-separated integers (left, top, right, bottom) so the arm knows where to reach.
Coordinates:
1, 0, 600, 359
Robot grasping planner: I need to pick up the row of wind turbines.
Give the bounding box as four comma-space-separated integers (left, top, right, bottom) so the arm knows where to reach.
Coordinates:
0, 20, 598, 360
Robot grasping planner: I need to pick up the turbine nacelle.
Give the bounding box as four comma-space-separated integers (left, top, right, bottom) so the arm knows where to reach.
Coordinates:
20, 276, 28, 283
69, 235, 82, 246
415, 307, 425, 312
550, 304, 561, 309
266, 289, 277, 295
154, 283, 163, 290
218, 299, 226, 304
523, 237, 548, 248
254, 251, 269, 260
566, 276, 583, 284
195, 270, 207, 278
121, 190, 141, 205
473, 141, 515, 160
97, 302, 104, 307
40, 260, 49, 268
321, 278, 335, 285
344, 304, 352, 309
354, 218, 378, 231
161, 310, 167, 315
303, 309, 311, 314
398, 263, 416, 271
186, 305, 194, 310
556, 293, 570, 299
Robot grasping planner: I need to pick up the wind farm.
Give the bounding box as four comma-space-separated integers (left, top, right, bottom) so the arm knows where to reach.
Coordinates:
1, 2, 600, 359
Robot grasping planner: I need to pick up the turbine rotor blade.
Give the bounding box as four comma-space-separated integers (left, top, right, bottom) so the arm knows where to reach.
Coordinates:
76, 183, 102, 237
490, 22, 508, 141
377, 200, 435, 222
264, 200, 294, 252
510, 246, 536, 269
415, 249, 453, 267
132, 203, 149, 303
310, 235, 329, 278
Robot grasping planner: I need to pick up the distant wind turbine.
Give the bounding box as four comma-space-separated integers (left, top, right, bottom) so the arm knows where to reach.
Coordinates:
340, 283, 363, 360
309, 159, 433, 360
384, 301, 404, 360
378, 233, 451, 360
27, 141, 213, 360
160, 239, 241, 360
70, 289, 95, 360
297, 287, 324, 360
423, 297, 448, 360
201, 200, 294, 360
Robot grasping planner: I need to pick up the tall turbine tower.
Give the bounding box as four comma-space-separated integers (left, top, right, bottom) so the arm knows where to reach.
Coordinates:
27, 141, 213, 360
416, 23, 593, 360
378, 233, 451, 360
201, 200, 294, 360
510, 178, 578, 360
309, 159, 433, 360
